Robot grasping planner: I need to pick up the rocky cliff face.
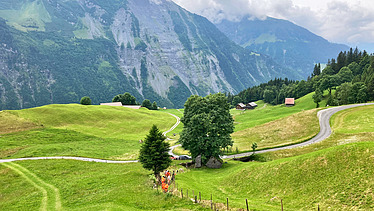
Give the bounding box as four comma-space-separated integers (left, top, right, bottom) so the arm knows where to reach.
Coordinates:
0, 0, 290, 109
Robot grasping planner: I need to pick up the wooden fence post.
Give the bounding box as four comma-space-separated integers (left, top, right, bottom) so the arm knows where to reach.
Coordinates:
227, 197, 229, 210
199, 192, 201, 202
195, 195, 198, 203
246, 198, 249, 211
281, 199, 283, 211
211, 194, 213, 210
181, 188, 183, 198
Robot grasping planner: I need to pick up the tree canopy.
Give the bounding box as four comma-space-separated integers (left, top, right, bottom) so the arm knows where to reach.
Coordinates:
80, 96, 92, 105
139, 125, 171, 182
112, 92, 137, 105
179, 93, 234, 166
142, 99, 152, 109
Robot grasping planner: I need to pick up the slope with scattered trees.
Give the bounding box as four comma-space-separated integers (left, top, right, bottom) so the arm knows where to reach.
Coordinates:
228, 48, 374, 108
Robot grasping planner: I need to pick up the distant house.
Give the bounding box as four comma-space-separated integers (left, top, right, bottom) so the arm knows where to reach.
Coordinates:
247, 102, 258, 108
285, 98, 295, 107
236, 103, 247, 110
236, 102, 257, 110
100, 102, 123, 107
100, 102, 142, 109
123, 105, 142, 109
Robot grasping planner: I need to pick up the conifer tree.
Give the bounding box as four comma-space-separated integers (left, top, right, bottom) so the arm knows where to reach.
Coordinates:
139, 125, 171, 183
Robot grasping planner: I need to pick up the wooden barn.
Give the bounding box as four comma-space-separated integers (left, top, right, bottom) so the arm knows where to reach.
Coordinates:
236, 102, 257, 110
285, 98, 295, 107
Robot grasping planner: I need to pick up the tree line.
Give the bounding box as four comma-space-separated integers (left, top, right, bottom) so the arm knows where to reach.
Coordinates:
112, 92, 159, 110
227, 47, 374, 107
79, 92, 160, 110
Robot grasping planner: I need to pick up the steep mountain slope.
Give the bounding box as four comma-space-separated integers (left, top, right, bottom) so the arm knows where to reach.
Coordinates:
216, 16, 349, 78
0, 0, 291, 110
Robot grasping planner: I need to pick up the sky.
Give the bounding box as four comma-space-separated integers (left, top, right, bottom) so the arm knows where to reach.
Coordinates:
171, 0, 374, 51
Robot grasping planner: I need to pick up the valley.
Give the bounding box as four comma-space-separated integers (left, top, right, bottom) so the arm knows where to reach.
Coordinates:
1, 0, 374, 210
1, 97, 373, 210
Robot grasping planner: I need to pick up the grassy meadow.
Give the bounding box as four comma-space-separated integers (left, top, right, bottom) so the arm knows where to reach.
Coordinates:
1, 100, 373, 210
253, 104, 374, 161
0, 104, 177, 160
171, 92, 326, 154
232, 109, 319, 152
0, 160, 206, 211
176, 142, 374, 210
232, 92, 327, 132
173, 103, 374, 210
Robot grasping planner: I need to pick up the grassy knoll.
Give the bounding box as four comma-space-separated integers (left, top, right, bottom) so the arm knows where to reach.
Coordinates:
159, 109, 184, 136
8, 104, 176, 140
176, 142, 374, 210
0, 104, 177, 160
0, 129, 139, 160
331, 105, 374, 134
0, 111, 40, 134
0, 160, 206, 210
252, 104, 374, 162
232, 92, 327, 132
232, 109, 319, 152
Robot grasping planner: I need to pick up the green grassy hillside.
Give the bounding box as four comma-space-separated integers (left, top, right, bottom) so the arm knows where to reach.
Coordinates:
0, 104, 177, 160
0, 160, 206, 211
232, 109, 319, 152
255, 104, 374, 162
232, 92, 327, 132
176, 142, 374, 210
174, 104, 374, 210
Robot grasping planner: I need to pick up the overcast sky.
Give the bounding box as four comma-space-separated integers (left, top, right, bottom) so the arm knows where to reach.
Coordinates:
171, 0, 374, 50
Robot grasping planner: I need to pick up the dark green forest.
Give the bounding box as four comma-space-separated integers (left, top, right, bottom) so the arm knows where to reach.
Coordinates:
228, 48, 374, 107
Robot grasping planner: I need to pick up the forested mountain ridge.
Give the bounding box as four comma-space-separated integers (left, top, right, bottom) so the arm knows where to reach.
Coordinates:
216, 16, 349, 79
0, 0, 296, 110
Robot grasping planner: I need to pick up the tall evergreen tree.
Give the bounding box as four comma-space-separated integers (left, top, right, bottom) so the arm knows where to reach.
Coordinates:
139, 125, 171, 183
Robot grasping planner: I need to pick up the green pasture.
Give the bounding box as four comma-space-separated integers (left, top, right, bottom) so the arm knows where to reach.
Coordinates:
0, 104, 177, 160
0, 160, 206, 211
0, 129, 140, 160
232, 109, 319, 152
176, 142, 374, 210
331, 105, 374, 134
232, 92, 327, 132
8, 104, 176, 140
256, 104, 374, 161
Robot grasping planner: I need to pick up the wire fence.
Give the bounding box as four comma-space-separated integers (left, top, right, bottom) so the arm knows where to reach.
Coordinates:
156, 179, 321, 211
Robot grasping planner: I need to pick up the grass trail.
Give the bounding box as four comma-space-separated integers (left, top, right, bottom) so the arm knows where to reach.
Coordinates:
2, 162, 61, 211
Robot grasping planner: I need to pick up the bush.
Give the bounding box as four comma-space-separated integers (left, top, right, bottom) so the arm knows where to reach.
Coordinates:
80, 96, 92, 105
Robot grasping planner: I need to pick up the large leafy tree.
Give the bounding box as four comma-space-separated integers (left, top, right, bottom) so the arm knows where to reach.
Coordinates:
312, 88, 323, 108
179, 93, 234, 166
141, 99, 152, 109
112, 92, 136, 105
139, 125, 171, 183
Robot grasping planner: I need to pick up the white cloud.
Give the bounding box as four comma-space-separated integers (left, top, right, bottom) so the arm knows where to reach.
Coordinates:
172, 0, 374, 47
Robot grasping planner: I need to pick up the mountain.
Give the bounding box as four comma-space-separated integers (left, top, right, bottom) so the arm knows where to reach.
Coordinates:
0, 0, 293, 110
216, 16, 349, 78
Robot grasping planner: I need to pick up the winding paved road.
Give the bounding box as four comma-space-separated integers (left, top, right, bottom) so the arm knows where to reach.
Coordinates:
223, 103, 374, 159
1, 104, 373, 163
